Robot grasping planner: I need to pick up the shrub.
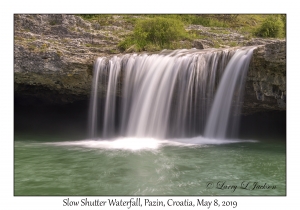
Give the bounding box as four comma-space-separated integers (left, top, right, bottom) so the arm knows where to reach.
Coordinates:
119, 17, 188, 51
255, 16, 285, 38
117, 37, 135, 51
280, 14, 286, 37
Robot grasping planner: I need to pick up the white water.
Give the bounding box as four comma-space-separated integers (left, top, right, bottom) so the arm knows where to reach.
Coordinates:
204, 48, 254, 138
88, 47, 255, 140
88, 58, 105, 138
46, 137, 258, 151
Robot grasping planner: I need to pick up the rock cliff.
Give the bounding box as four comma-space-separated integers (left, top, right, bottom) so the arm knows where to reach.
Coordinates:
14, 14, 286, 114
244, 41, 286, 114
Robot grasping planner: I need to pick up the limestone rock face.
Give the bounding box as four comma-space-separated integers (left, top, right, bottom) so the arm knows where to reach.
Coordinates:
14, 14, 130, 103
192, 40, 204, 49
243, 40, 286, 114
14, 14, 286, 114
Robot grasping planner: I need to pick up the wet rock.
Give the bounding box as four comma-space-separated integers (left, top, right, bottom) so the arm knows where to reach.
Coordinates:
243, 40, 286, 114
192, 40, 204, 49
14, 15, 286, 115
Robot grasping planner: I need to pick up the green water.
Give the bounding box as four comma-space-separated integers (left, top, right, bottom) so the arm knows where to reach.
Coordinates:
14, 135, 286, 196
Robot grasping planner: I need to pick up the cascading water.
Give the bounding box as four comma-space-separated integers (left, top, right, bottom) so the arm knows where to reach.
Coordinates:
204, 48, 254, 139
88, 47, 255, 140
88, 58, 104, 138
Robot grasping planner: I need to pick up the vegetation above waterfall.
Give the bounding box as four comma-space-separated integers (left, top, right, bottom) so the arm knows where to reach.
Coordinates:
79, 14, 286, 52
118, 17, 190, 51
14, 14, 286, 58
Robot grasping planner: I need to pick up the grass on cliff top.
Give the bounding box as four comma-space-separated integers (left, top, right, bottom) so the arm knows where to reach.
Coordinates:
78, 14, 285, 33
78, 14, 286, 52
78, 14, 229, 27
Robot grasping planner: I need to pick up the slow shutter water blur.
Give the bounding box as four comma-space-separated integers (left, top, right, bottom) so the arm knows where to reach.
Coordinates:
14, 47, 286, 195
89, 48, 253, 139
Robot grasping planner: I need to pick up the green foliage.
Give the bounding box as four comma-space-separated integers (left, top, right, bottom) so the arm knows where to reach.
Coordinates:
119, 17, 189, 52
78, 14, 99, 20
143, 43, 162, 52
228, 41, 238, 47
179, 15, 229, 27
109, 49, 119, 54
78, 14, 115, 26
280, 14, 286, 36
117, 37, 135, 51
85, 43, 103, 48
135, 17, 187, 48
141, 15, 228, 27
78, 14, 286, 52
213, 41, 220, 48
255, 15, 285, 38
208, 29, 231, 34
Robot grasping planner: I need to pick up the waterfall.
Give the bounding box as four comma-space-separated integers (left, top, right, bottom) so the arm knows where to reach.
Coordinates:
88, 47, 254, 140
204, 48, 254, 138
88, 58, 104, 138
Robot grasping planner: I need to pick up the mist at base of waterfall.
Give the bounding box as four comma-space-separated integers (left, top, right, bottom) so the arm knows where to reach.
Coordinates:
45, 136, 258, 151
14, 135, 285, 196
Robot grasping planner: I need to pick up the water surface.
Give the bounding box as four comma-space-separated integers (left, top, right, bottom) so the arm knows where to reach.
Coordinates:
14, 135, 285, 196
